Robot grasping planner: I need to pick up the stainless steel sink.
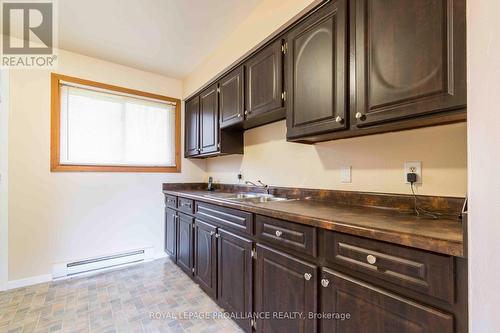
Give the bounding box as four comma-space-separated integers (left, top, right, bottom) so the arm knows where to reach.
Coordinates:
225, 193, 292, 204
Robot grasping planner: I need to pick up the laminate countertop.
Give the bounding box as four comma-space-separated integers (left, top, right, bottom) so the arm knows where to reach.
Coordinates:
163, 189, 464, 257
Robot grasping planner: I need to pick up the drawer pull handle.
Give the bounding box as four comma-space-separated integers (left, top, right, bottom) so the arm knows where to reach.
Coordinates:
275, 230, 283, 237
321, 279, 330, 288
304, 273, 312, 281
366, 254, 377, 265
181, 203, 191, 207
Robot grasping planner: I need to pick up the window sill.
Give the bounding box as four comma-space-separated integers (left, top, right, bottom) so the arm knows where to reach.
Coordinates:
50, 164, 181, 173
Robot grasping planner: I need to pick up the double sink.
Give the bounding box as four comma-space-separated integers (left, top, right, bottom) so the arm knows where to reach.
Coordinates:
209, 192, 294, 204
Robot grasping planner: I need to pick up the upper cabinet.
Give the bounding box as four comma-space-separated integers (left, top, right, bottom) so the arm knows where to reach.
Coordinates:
286, 0, 347, 141
199, 84, 219, 155
184, 96, 200, 157
185, 0, 467, 152
219, 67, 245, 129
185, 84, 244, 159
245, 39, 286, 128
351, 0, 466, 128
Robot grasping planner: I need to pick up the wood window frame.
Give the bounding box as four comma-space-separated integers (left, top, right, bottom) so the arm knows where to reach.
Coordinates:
50, 73, 181, 173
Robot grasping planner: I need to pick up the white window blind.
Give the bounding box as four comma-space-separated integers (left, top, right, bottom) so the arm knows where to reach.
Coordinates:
59, 83, 176, 167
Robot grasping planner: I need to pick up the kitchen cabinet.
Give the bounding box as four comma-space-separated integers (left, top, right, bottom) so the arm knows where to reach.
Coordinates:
319, 268, 454, 333
184, 96, 200, 157
217, 228, 253, 332
165, 194, 466, 333
199, 84, 219, 154
351, 0, 466, 128
286, 0, 348, 141
219, 67, 245, 128
255, 244, 317, 333
164, 208, 177, 259
184, 88, 244, 159
194, 220, 217, 298
176, 213, 194, 275
245, 39, 285, 128
185, 0, 466, 145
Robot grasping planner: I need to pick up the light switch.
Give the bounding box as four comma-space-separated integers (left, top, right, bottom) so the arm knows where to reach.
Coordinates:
341, 166, 352, 183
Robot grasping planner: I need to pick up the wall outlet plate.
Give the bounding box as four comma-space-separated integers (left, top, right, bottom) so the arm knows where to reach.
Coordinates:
404, 161, 422, 184
341, 166, 352, 183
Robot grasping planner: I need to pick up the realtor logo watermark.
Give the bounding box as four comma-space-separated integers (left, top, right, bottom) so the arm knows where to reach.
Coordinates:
1, 0, 58, 68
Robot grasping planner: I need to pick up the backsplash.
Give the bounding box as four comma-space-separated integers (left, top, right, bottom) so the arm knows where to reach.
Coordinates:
205, 121, 467, 197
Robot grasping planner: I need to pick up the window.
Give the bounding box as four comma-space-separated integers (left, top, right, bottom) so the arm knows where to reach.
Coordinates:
51, 73, 181, 172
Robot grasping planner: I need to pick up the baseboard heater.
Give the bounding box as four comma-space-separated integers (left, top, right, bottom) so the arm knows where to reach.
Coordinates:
52, 247, 155, 278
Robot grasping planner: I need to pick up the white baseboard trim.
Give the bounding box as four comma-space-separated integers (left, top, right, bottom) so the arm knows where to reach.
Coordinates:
6, 274, 52, 290
3, 253, 168, 291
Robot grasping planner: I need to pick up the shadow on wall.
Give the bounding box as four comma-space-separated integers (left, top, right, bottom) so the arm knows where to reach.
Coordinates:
314, 123, 467, 171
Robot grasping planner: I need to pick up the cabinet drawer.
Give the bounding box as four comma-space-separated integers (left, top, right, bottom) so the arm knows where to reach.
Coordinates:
324, 231, 454, 303
165, 195, 177, 209
195, 202, 253, 235
256, 215, 317, 257
178, 197, 194, 214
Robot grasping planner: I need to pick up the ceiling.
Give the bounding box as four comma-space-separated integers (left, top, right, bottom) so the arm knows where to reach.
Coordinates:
56, 0, 261, 79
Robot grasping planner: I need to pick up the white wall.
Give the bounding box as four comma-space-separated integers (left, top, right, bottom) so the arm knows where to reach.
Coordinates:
0, 70, 10, 290
7, 50, 206, 281
467, 0, 500, 331
207, 121, 467, 197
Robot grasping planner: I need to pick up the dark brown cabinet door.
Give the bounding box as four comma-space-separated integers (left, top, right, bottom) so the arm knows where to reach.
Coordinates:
217, 228, 253, 333
165, 208, 177, 260
286, 0, 347, 140
255, 244, 317, 333
351, 0, 466, 127
245, 39, 284, 122
185, 96, 200, 157
194, 220, 217, 298
199, 84, 219, 154
320, 268, 453, 333
176, 213, 194, 275
220, 67, 244, 128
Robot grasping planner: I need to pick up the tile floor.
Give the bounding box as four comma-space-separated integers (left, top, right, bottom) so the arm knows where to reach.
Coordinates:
0, 258, 243, 333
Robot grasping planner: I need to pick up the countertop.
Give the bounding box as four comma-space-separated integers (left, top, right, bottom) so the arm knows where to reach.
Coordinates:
163, 189, 464, 257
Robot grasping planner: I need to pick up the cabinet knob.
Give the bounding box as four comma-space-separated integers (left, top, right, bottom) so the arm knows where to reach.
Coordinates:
210, 231, 215, 236
355, 112, 366, 121
244, 110, 251, 116
321, 279, 330, 288
215, 233, 220, 238
275, 230, 283, 238
366, 254, 377, 265
335, 116, 344, 124
304, 273, 312, 281
237, 113, 241, 118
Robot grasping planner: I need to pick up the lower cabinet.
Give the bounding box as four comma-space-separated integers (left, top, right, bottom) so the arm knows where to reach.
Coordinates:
255, 244, 317, 333
194, 220, 217, 298
177, 213, 194, 275
166, 197, 461, 333
320, 268, 454, 333
164, 208, 177, 259
217, 228, 253, 333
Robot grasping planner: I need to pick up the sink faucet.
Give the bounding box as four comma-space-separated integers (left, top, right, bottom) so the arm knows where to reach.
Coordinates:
245, 180, 270, 194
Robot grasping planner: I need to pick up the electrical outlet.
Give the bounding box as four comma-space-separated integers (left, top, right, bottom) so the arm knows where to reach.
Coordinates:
340, 166, 352, 183
404, 161, 422, 184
